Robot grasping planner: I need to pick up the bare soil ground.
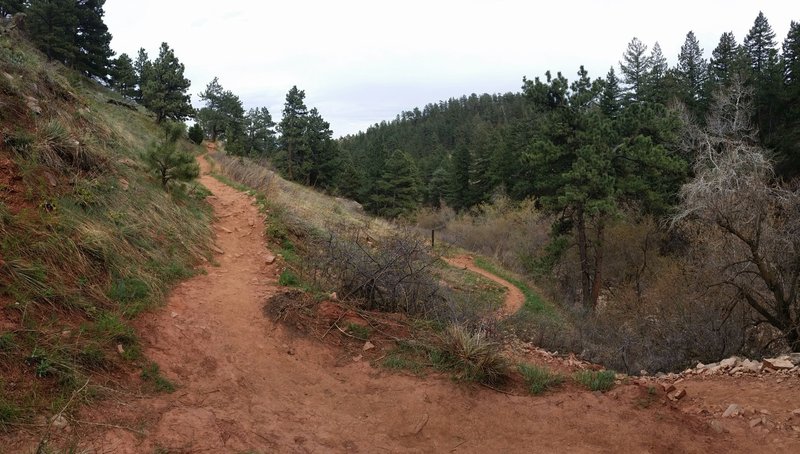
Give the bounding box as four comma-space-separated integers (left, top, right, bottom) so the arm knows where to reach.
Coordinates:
4, 153, 800, 453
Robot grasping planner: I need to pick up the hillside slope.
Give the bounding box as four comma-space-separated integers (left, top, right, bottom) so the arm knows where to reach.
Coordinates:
0, 31, 211, 431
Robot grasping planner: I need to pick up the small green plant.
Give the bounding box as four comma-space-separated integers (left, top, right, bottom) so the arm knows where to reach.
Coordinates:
278, 269, 301, 287
345, 322, 370, 340
144, 122, 200, 188
381, 354, 423, 374
518, 363, 565, 395
141, 362, 175, 393
0, 398, 22, 429
574, 369, 616, 392
440, 324, 508, 385
0, 333, 16, 352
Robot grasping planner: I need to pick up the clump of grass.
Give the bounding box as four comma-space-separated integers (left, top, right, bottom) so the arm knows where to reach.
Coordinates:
574, 369, 616, 392
0, 333, 16, 352
381, 353, 423, 375
140, 362, 175, 393
345, 322, 370, 340
0, 398, 22, 430
278, 269, 301, 287
440, 324, 508, 385
517, 363, 564, 395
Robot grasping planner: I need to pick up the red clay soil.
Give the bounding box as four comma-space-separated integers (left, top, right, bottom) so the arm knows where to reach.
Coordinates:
4, 153, 800, 453
443, 255, 524, 317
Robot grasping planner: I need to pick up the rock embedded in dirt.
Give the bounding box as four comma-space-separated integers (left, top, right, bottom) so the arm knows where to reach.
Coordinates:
672, 389, 687, 400
662, 383, 676, 394
51, 415, 69, 429
723, 404, 742, 418
264, 254, 276, 264
709, 420, 728, 434
763, 357, 795, 370
363, 341, 375, 351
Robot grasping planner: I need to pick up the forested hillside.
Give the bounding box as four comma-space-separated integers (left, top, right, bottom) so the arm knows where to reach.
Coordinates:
339, 12, 800, 216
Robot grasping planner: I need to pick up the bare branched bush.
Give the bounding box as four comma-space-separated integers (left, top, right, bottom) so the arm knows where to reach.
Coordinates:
675, 78, 800, 352
311, 226, 447, 316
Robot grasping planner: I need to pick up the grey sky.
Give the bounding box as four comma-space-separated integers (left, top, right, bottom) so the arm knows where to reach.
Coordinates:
105, 0, 798, 137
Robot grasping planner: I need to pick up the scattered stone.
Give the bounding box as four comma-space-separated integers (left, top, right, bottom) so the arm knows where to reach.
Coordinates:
792, 409, 800, 417
116, 344, 125, 355
25, 95, 41, 115
740, 359, 762, 373
719, 356, 738, 369
329, 292, 338, 301
211, 244, 224, 254
219, 226, 233, 234
763, 357, 795, 370
264, 254, 276, 264
352, 354, 362, 362
662, 383, 676, 394
50, 415, 69, 429
171, 312, 178, 318
119, 178, 129, 191
723, 404, 742, 418
672, 389, 687, 400
709, 420, 728, 434
362, 341, 375, 351
750, 417, 764, 428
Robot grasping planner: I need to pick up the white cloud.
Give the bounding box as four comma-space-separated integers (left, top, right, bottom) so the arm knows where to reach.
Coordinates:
105, 0, 798, 136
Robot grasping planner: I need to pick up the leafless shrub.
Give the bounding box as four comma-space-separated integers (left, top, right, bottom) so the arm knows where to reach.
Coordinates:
310, 225, 447, 316
674, 78, 800, 352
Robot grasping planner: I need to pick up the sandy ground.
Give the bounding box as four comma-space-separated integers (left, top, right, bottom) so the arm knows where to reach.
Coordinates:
5, 152, 800, 453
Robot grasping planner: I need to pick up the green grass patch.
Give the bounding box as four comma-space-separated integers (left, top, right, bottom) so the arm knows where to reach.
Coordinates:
141, 362, 176, 393
517, 363, 565, 395
436, 259, 505, 311
474, 257, 553, 315
381, 353, 424, 375
278, 269, 301, 287
345, 322, 371, 340
574, 369, 616, 392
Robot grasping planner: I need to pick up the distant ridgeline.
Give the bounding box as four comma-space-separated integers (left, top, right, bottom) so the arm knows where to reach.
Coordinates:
338, 12, 800, 217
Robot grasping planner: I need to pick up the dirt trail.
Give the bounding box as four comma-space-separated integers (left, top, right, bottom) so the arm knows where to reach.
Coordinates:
444, 255, 524, 317
8, 153, 798, 453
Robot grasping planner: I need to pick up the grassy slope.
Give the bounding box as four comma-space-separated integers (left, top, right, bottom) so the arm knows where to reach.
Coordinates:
0, 34, 211, 427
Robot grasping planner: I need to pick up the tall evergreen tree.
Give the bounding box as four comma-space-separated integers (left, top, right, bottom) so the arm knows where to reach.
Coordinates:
277, 86, 309, 181
744, 11, 778, 78
243, 107, 277, 156
73, 0, 113, 79
619, 37, 651, 103
26, 0, 79, 63
675, 31, 709, 114
365, 150, 421, 218
642, 42, 669, 103
110, 53, 137, 98
196, 77, 245, 147
710, 32, 745, 86
141, 42, 193, 123
133, 48, 151, 103
305, 107, 339, 188
774, 21, 800, 177
600, 66, 622, 117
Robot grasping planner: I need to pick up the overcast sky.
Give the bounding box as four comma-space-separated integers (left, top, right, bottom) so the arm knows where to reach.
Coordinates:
105, 0, 797, 137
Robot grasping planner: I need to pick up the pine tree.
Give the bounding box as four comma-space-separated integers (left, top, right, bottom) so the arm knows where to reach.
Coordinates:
277, 86, 309, 181
676, 31, 709, 114
133, 48, 151, 103
619, 37, 651, 103
774, 21, 800, 178
305, 107, 339, 188
144, 122, 199, 188
785, 21, 800, 86
197, 77, 225, 141
26, 0, 79, 63
744, 11, 778, 78
73, 0, 113, 79
243, 107, 277, 156
640, 42, 669, 103
188, 123, 204, 145
710, 32, 745, 86
366, 150, 421, 218
110, 53, 137, 98
141, 43, 193, 123
600, 67, 622, 117
447, 140, 472, 210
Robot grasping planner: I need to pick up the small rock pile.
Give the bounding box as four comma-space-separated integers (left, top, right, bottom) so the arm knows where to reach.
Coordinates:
682, 353, 800, 378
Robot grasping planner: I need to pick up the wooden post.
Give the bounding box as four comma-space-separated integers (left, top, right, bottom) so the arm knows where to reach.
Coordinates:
431, 229, 435, 249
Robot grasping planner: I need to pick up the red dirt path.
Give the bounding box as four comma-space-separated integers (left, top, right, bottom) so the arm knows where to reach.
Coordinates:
443, 255, 524, 317
5, 152, 799, 453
